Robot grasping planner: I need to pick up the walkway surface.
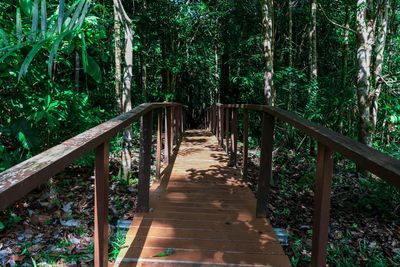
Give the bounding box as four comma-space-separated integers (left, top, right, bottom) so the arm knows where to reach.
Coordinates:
115, 130, 291, 267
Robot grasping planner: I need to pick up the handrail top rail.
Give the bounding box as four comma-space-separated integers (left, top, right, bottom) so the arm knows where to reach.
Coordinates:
211, 103, 400, 189
0, 102, 184, 210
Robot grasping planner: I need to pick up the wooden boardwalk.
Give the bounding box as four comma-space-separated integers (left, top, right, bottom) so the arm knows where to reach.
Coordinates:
115, 130, 291, 267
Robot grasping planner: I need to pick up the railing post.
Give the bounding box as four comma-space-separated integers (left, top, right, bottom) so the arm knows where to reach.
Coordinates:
180, 106, 184, 134
242, 109, 249, 180
256, 112, 275, 217
171, 106, 175, 148
216, 106, 220, 140
94, 142, 109, 267
156, 109, 162, 179
137, 111, 153, 212
229, 108, 238, 166
212, 105, 216, 134
165, 107, 171, 164
220, 107, 224, 146
311, 143, 333, 267
225, 107, 230, 153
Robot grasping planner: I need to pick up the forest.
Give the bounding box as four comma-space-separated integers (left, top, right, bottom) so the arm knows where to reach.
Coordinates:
0, 0, 400, 266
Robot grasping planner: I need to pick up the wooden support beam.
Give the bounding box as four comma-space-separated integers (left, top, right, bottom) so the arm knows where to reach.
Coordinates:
256, 112, 275, 218
94, 142, 109, 267
216, 106, 220, 140
225, 107, 230, 153
229, 108, 238, 166
137, 111, 153, 212
165, 107, 172, 164
171, 106, 175, 147
220, 107, 225, 146
242, 109, 249, 180
311, 143, 333, 267
156, 109, 162, 179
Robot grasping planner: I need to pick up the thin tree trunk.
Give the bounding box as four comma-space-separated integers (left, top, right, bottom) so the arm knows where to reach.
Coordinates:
339, 0, 351, 133
309, 0, 317, 83
75, 50, 80, 90
288, 0, 293, 110
121, 23, 133, 180
114, 5, 122, 108
371, 0, 389, 131
356, 0, 374, 146
261, 0, 274, 105
140, 53, 147, 99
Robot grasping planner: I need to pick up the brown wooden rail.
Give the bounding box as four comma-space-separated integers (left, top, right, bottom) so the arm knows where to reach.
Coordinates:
206, 103, 400, 267
0, 102, 186, 267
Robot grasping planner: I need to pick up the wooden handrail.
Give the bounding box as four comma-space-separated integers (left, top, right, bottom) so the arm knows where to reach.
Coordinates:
207, 103, 400, 267
0, 102, 186, 267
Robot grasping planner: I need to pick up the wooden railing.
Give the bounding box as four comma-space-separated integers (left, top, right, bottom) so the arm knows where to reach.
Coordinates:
0, 102, 186, 267
206, 103, 400, 267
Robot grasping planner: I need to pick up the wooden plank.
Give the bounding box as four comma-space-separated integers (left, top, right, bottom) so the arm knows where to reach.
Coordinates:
117, 130, 289, 267
137, 111, 153, 212
117, 247, 291, 267
311, 143, 333, 267
94, 142, 109, 267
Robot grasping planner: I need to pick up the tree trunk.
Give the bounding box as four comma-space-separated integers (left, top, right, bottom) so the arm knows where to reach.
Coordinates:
309, 0, 317, 83
288, 0, 293, 110
356, 0, 374, 146
371, 0, 389, 131
140, 53, 147, 100
219, 47, 230, 103
114, 5, 122, 108
75, 50, 80, 90
261, 0, 274, 105
121, 22, 134, 180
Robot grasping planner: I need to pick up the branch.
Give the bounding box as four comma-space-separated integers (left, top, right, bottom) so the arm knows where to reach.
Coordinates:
318, 3, 357, 34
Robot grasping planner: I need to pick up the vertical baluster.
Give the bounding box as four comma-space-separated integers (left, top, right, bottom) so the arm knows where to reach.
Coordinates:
137, 111, 153, 212
311, 143, 333, 267
216, 106, 220, 140
165, 107, 171, 163
220, 107, 224, 146
229, 108, 238, 166
212, 106, 216, 134
181, 106, 184, 133
156, 109, 162, 179
242, 109, 249, 180
225, 107, 230, 153
171, 106, 175, 148
256, 112, 275, 217
94, 142, 109, 267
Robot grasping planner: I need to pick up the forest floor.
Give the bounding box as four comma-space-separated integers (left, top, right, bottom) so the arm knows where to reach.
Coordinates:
0, 156, 139, 266
1, 144, 399, 266
245, 148, 400, 266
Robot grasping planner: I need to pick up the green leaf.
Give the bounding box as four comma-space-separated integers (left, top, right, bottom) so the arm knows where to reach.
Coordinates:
86, 56, 102, 83
154, 248, 176, 257
0, 221, 5, 231
18, 131, 30, 150
19, 0, 33, 17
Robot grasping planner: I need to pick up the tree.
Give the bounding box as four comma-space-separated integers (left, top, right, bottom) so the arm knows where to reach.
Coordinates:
261, 0, 274, 105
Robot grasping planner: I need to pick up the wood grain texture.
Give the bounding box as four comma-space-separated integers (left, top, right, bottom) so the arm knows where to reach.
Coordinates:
115, 130, 290, 267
